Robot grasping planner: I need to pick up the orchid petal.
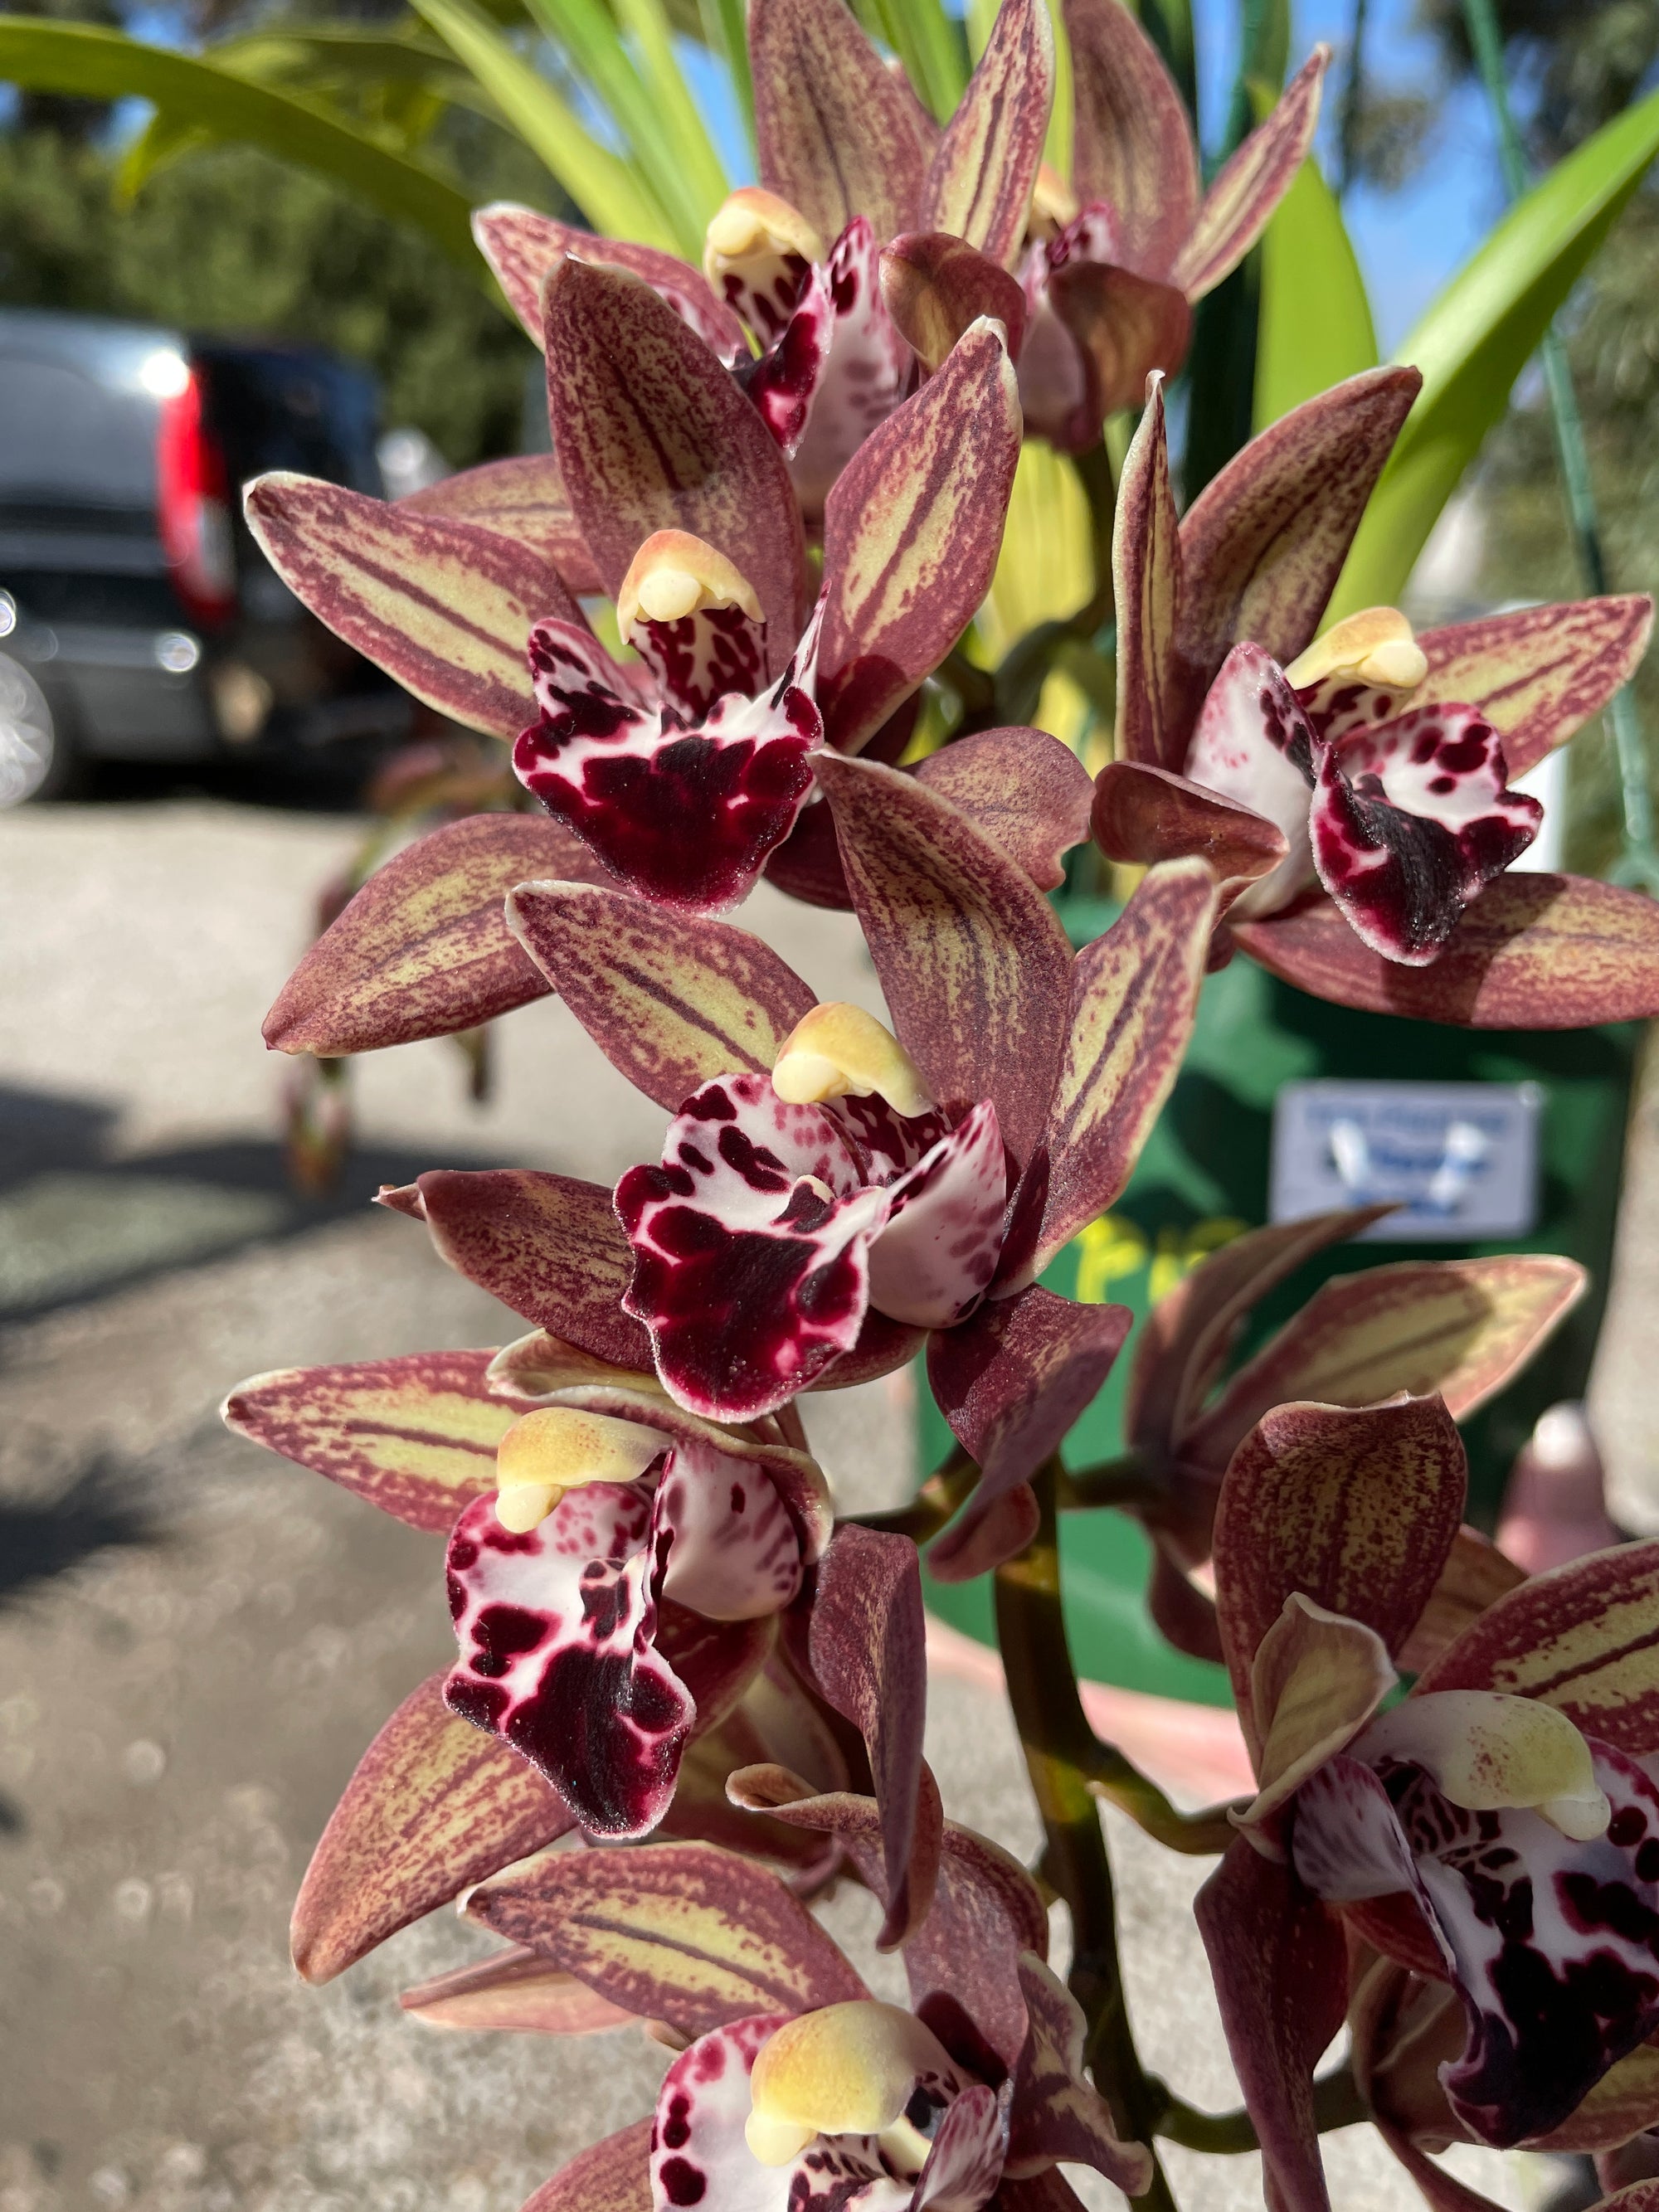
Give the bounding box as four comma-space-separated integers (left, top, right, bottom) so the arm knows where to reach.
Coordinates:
1183, 642, 1317, 916
919, 0, 1054, 270
1398, 1526, 1528, 1676
657, 2016, 866, 2212
1172, 50, 1329, 301
1194, 1839, 1347, 2212
910, 2084, 1007, 2212
243, 474, 578, 737
915, 727, 1092, 892
398, 451, 602, 594
1361, 1689, 1608, 1836
1012, 279, 1093, 452
1063, 0, 1200, 280
1048, 257, 1193, 424
544, 260, 808, 661
1091, 760, 1288, 903
815, 755, 1073, 1175
1238, 1593, 1397, 1827
290, 1671, 572, 1984
655, 1442, 808, 1621
263, 814, 610, 1057
785, 1524, 935, 1947
1418, 1539, 1659, 1758
927, 1287, 1131, 1581
1177, 367, 1421, 684
1211, 1395, 1466, 1747
1186, 1252, 1586, 1478
1233, 870, 1659, 1026
1005, 1957, 1154, 2195
399, 1947, 639, 2036
515, 620, 821, 915
867, 1101, 1007, 1330
472, 202, 748, 365
1111, 372, 1184, 769
749, 0, 931, 246
471, 1840, 869, 2035
1024, 858, 1219, 1278
222, 1347, 513, 1533
616, 1072, 887, 1421
382, 1169, 651, 1371
507, 882, 817, 1114
1413, 595, 1654, 779
523, 2121, 654, 2212
703, 187, 824, 341
1309, 707, 1544, 965
815, 321, 1021, 756
881, 235, 1029, 377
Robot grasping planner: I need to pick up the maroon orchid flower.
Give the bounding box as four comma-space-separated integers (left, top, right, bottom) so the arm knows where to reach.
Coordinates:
477, 0, 1053, 516
463, 1797, 1151, 2212
1015, 0, 1327, 449
1093, 368, 1659, 1018
489, 742, 1218, 1573
1193, 1394, 1659, 2205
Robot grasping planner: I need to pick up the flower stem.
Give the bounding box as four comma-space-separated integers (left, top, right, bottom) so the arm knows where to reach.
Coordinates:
847, 1445, 975, 1541
994, 1464, 1180, 2211
1155, 2063, 1368, 2152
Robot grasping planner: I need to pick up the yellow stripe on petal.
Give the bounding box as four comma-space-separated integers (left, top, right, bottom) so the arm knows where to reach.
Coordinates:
1365, 1689, 1610, 1840
771, 1003, 935, 1117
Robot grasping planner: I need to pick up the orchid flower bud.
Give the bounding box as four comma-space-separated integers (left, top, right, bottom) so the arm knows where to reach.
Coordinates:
771, 1004, 935, 1119
616, 531, 763, 641
744, 2001, 958, 2170
1285, 607, 1428, 696
1359, 1689, 1611, 1841
493, 1405, 664, 1533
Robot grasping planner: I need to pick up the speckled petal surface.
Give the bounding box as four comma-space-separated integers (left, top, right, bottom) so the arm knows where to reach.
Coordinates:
865, 1101, 1007, 1330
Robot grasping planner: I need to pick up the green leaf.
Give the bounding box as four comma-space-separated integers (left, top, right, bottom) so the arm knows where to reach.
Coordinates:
613, 0, 727, 226
0, 16, 483, 265
1328, 83, 1659, 621
407, 0, 679, 249
1252, 154, 1377, 430
854, 0, 966, 122
698, 0, 753, 150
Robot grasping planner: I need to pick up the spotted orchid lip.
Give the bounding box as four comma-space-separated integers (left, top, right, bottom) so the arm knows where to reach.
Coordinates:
615, 1071, 1007, 1422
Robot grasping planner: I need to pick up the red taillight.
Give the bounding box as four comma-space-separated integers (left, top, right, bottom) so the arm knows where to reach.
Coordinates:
157, 367, 236, 630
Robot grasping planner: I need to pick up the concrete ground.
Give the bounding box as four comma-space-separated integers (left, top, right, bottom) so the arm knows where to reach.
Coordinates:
2, 785, 1652, 2210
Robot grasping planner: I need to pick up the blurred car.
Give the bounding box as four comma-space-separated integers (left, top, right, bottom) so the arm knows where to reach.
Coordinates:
0, 308, 413, 800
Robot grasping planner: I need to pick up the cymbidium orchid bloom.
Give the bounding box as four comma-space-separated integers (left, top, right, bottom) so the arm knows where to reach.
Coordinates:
460, 1794, 1152, 2212
476, 0, 1054, 515
1192, 1393, 1659, 2206
1094, 369, 1657, 1014
1015, 0, 1327, 449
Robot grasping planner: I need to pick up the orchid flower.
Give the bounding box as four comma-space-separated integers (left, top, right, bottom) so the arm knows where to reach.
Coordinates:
475, 0, 1053, 516
431, 750, 1219, 1576
459, 1795, 1151, 2212
1093, 370, 1656, 1014
1016, 0, 1327, 450
1192, 1394, 1659, 2205
222, 1332, 940, 1965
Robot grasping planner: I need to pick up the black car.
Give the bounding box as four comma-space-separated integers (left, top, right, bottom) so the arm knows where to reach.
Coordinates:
0, 308, 411, 800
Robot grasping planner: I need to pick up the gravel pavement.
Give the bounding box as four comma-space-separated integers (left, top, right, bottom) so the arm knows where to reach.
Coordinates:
4, 790, 1650, 2210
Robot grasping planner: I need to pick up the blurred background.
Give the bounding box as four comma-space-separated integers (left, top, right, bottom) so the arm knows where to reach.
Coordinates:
2, 0, 1658, 2207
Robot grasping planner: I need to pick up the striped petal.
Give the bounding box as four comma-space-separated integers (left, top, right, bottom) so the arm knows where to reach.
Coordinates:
472, 202, 747, 365
243, 474, 578, 737
1310, 707, 1543, 965
616, 1072, 888, 1421
749, 0, 931, 245
469, 1840, 870, 2035
1063, 0, 1200, 280
544, 260, 808, 663
262, 812, 607, 1057
1172, 50, 1329, 301
918, 0, 1054, 269
289, 1671, 572, 1984
1232, 871, 1659, 1028
747, 220, 910, 520
507, 882, 817, 1115
398, 452, 601, 594
221, 1347, 514, 1533
400, 1946, 638, 2036
1005, 1957, 1152, 2195
515, 617, 820, 914
523, 2122, 654, 2212
1110, 373, 1185, 768
1413, 596, 1654, 779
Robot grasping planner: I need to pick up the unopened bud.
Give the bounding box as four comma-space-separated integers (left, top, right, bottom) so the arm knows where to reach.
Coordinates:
772, 1004, 934, 1119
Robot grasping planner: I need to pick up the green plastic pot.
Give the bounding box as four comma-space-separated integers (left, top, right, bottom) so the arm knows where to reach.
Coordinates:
917, 896, 1642, 1709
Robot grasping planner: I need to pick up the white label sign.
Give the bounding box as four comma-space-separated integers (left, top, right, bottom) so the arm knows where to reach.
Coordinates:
1269, 1079, 1542, 1242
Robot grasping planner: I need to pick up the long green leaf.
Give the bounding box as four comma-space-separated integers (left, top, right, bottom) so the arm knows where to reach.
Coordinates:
613, 0, 727, 225
1329, 83, 1659, 620
0, 16, 481, 264
1252, 154, 1376, 430
698, 0, 753, 151
409, 0, 677, 248
855, 0, 965, 122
